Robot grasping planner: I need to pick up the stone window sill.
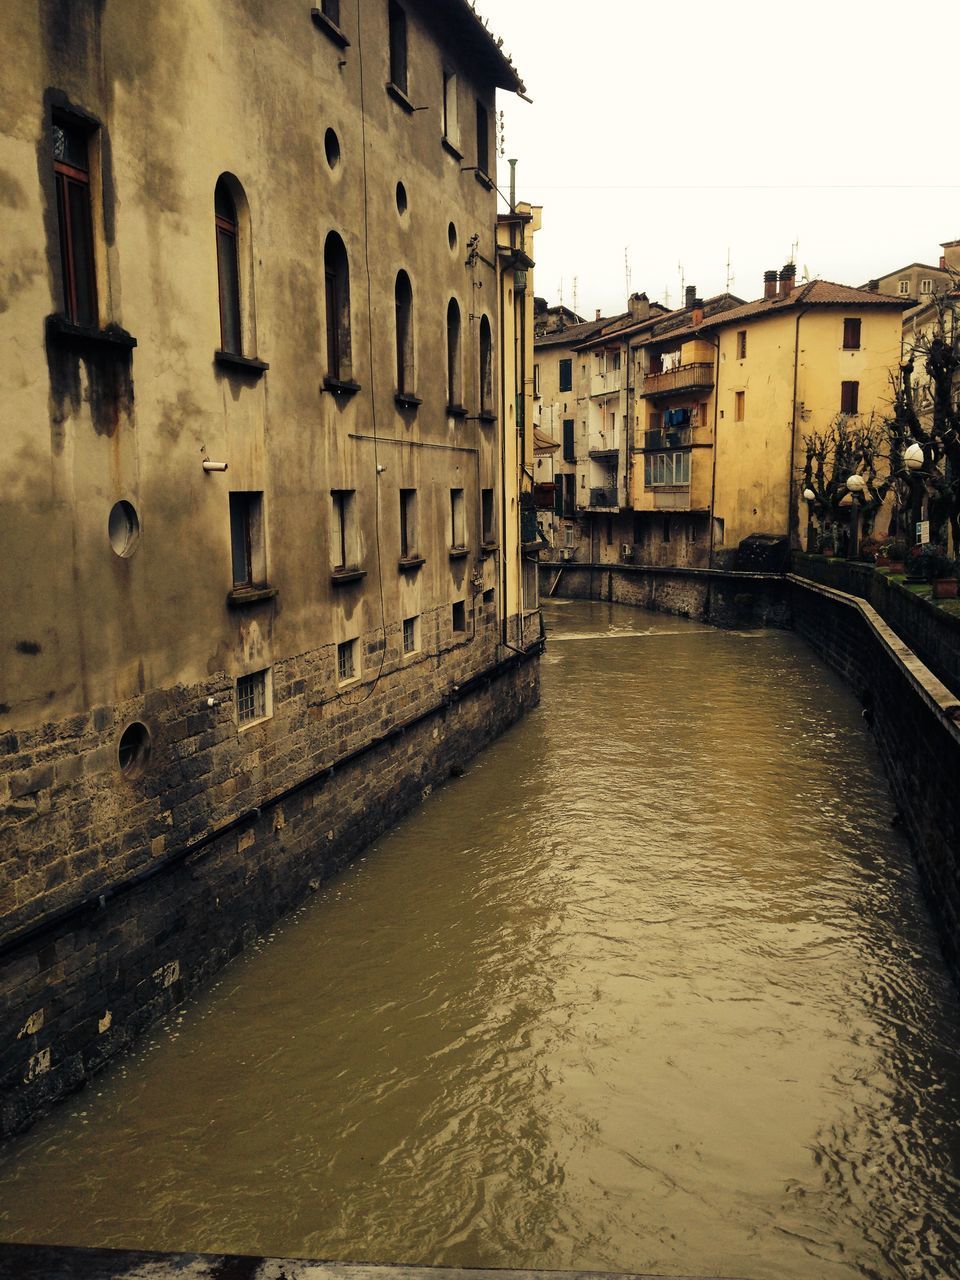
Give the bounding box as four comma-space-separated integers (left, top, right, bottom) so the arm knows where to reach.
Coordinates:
474, 169, 494, 192
449, 546, 469, 561
215, 350, 269, 375
395, 391, 422, 410
310, 8, 350, 46
480, 540, 498, 556
227, 585, 278, 606
442, 136, 463, 161
398, 555, 425, 572
324, 376, 361, 397
478, 409, 497, 424
331, 567, 366, 586
386, 82, 415, 113
446, 403, 468, 419
46, 314, 137, 350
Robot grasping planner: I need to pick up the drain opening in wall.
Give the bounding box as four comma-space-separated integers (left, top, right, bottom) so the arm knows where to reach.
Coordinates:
108, 501, 141, 558
118, 722, 151, 775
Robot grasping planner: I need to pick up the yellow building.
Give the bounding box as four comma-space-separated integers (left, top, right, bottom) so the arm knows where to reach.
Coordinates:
633, 267, 910, 565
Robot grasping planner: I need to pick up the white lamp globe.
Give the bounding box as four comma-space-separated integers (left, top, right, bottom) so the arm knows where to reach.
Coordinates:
846, 473, 866, 494
904, 442, 924, 472
802, 488, 816, 502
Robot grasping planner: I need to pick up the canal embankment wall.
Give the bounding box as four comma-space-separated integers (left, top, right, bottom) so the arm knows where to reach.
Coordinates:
539, 558, 960, 981
0, 636, 542, 1138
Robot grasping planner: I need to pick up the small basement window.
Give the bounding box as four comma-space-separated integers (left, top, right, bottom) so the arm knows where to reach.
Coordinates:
452, 600, 466, 633
402, 615, 419, 655
237, 669, 271, 727
337, 638, 358, 683
117, 722, 151, 775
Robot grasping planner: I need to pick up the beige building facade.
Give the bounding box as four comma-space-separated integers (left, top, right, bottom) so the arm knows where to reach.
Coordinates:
0, 0, 540, 1132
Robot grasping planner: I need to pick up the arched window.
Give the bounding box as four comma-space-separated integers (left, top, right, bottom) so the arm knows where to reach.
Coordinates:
395, 270, 415, 396
324, 232, 352, 382
446, 298, 462, 410
215, 177, 242, 354
479, 314, 494, 416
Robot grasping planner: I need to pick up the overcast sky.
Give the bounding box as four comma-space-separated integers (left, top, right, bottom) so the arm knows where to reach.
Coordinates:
477, 0, 960, 318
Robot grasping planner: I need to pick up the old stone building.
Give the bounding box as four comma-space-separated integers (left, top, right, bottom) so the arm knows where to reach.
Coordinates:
0, 0, 541, 1133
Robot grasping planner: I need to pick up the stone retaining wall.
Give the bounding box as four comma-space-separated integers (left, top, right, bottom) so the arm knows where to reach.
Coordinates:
539, 561, 791, 629
0, 641, 541, 1137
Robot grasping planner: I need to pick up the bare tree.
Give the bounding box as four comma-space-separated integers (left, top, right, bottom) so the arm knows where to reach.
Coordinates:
800, 413, 891, 553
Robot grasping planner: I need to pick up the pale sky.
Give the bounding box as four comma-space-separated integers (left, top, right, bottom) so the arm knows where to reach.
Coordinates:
477, 0, 960, 317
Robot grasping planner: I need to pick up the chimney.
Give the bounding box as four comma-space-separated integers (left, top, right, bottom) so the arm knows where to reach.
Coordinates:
685, 284, 696, 309
691, 297, 704, 326
628, 291, 650, 322
778, 263, 796, 298
595, 309, 601, 321
867, 279, 880, 293
941, 256, 947, 270
763, 269, 778, 300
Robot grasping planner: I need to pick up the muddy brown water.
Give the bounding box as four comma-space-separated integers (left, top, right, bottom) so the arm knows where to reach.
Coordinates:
1, 601, 958, 1280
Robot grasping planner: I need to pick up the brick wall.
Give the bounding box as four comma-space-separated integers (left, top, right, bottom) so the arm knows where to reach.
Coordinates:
1, 603, 541, 1135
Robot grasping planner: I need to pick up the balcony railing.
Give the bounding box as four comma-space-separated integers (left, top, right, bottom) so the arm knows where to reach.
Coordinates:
643, 427, 692, 450
589, 487, 619, 509
590, 369, 623, 397
641, 361, 714, 398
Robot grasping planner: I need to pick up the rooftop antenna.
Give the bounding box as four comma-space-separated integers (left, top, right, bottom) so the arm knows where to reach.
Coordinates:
664, 284, 671, 309
802, 263, 811, 282
559, 276, 564, 307
498, 110, 506, 159
789, 239, 799, 265
625, 247, 632, 295
572, 276, 579, 316
725, 247, 734, 292
678, 261, 685, 301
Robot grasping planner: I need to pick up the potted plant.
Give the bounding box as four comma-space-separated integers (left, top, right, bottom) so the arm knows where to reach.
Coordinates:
877, 538, 908, 571
927, 549, 959, 599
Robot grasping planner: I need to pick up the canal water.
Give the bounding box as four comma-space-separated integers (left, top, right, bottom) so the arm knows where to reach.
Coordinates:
1, 601, 958, 1280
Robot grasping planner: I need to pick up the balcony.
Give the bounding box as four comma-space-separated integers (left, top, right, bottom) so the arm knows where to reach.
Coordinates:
590, 369, 622, 397
643, 427, 692, 450
533, 482, 557, 510
641, 361, 714, 398
589, 487, 619, 510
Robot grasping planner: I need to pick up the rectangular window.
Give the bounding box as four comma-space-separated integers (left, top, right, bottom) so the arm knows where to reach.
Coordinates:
52, 116, 98, 328
322, 0, 340, 23
841, 381, 860, 414
476, 100, 489, 174
399, 488, 417, 559
562, 418, 575, 462
402, 615, 419, 655
522, 557, 539, 611
843, 318, 861, 350
662, 517, 671, 544
450, 487, 465, 548
237, 669, 270, 727
559, 359, 573, 392
920, 278, 933, 295
442, 71, 459, 146
452, 600, 466, 633
735, 390, 745, 422
481, 487, 495, 543
736, 330, 747, 359
388, 1, 408, 94
229, 492, 266, 589
331, 489, 358, 570
337, 638, 357, 683
563, 473, 576, 515
533, 363, 540, 397
898, 279, 910, 296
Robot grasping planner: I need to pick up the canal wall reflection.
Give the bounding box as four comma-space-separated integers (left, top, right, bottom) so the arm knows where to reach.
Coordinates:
0, 601, 957, 1280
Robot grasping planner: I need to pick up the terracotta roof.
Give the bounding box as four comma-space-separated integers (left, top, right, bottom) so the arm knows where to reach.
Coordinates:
535, 315, 622, 349
575, 293, 743, 352
428, 2, 526, 94
640, 279, 911, 346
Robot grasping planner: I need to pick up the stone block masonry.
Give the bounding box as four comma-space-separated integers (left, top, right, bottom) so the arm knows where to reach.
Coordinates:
0, 602, 541, 1137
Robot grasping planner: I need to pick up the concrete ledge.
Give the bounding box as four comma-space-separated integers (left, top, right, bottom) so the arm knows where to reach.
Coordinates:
0, 1244, 741, 1280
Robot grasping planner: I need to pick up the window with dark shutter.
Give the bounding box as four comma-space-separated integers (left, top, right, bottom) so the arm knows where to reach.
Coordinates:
215, 178, 242, 354
476, 100, 489, 174
388, 1, 407, 94
562, 419, 575, 462
842, 318, 861, 350
841, 381, 859, 414
324, 232, 352, 381
559, 358, 573, 392
53, 117, 98, 327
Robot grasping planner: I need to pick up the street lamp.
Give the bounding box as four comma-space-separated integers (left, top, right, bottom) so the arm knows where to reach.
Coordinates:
846, 474, 866, 560
903, 441, 925, 549
802, 487, 817, 553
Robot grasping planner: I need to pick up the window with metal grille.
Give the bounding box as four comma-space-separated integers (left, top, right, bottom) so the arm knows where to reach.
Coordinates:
841, 381, 859, 414
337, 639, 356, 683
237, 670, 268, 726
403, 616, 419, 654
388, 0, 407, 94
53, 116, 97, 327
842, 318, 861, 350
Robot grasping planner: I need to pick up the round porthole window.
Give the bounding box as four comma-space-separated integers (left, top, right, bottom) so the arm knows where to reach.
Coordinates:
396, 181, 408, 215
108, 500, 141, 558
448, 221, 458, 251
118, 722, 151, 776
324, 128, 341, 170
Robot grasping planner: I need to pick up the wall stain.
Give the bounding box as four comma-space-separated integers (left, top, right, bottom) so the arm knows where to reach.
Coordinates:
0, 170, 27, 209
45, 322, 136, 439
15, 642, 42, 656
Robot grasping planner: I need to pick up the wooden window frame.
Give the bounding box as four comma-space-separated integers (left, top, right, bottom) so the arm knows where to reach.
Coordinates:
388, 0, 408, 95
842, 318, 861, 350
53, 118, 98, 328
840, 381, 860, 414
